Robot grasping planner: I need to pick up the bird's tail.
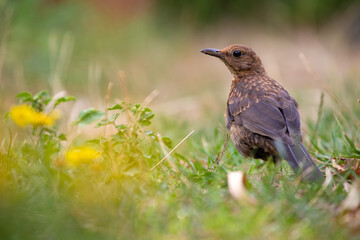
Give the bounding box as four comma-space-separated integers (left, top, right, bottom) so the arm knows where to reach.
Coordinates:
276, 141, 323, 182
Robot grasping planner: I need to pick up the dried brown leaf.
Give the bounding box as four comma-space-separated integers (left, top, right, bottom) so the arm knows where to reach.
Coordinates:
331, 158, 346, 172
340, 180, 360, 232
341, 180, 360, 211
227, 171, 257, 204
331, 157, 360, 179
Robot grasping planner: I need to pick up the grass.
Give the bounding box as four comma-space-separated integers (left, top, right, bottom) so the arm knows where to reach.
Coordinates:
0, 86, 359, 239
1, 1, 360, 239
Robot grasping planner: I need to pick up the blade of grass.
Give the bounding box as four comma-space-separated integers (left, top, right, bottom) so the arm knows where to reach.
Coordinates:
215, 133, 230, 166
142, 89, 159, 107
151, 129, 195, 170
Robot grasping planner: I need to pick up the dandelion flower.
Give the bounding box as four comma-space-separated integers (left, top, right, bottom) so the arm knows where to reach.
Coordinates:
65, 146, 101, 166
32, 110, 60, 126
10, 105, 37, 127
10, 104, 60, 127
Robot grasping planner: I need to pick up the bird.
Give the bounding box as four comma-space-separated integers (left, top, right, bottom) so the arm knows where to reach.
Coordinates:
200, 44, 323, 182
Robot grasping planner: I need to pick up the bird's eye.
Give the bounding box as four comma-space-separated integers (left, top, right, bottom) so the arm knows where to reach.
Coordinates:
233, 50, 242, 57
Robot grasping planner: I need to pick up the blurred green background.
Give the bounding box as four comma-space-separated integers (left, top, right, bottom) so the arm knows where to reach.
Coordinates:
1, 0, 359, 121
0, 0, 359, 148
1, 1, 360, 239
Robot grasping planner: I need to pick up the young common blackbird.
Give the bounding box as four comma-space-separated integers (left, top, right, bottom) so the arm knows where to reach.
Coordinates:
201, 44, 323, 182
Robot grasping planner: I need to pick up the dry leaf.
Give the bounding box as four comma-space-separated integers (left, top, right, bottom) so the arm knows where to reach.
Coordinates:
227, 171, 257, 204
341, 180, 360, 211
331, 158, 346, 172
331, 157, 360, 179
340, 180, 360, 231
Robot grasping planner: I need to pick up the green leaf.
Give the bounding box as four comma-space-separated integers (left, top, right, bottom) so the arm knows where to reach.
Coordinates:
16, 92, 33, 103
131, 103, 141, 113
115, 124, 127, 131
54, 96, 76, 108
108, 104, 124, 111
162, 137, 173, 148
95, 120, 107, 128
139, 110, 154, 126
74, 108, 105, 126
109, 113, 120, 121
141, 112, 154, 121
114, 124, 128, 137
58, 133, 67, 141
34, 90, 51, 104
95, 113, 120, 128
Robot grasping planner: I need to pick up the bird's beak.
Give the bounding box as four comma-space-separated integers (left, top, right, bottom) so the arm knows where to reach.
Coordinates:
200, 48, 224, 59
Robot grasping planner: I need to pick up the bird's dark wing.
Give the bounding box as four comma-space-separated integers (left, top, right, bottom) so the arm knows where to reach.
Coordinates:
229, 98, 301, 144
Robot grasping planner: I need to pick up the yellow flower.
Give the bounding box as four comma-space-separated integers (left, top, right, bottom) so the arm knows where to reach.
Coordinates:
65, 146, 101, 166
33, 110, 60, 126
10, 104, 60, 127
10, 105, 36, 127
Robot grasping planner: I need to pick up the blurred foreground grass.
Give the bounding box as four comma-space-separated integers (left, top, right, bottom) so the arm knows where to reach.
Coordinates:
1, 1, 360, 239
1, 85, 359, 239
1, 84, 359, 239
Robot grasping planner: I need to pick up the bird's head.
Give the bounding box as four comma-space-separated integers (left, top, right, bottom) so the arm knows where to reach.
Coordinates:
200, 44, 265, 77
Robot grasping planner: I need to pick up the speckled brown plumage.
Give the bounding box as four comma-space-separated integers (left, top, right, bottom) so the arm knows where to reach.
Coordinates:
201, 44, 323, 182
